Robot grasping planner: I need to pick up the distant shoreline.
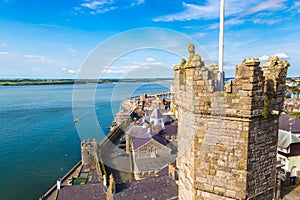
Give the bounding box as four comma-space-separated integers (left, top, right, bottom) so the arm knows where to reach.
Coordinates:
0, 78, 174, 86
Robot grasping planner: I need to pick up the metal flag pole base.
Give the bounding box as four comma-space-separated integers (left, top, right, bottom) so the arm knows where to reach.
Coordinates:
217, 71, 224, 91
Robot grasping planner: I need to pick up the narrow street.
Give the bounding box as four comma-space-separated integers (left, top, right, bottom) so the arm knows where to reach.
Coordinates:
100, 131, 134, 183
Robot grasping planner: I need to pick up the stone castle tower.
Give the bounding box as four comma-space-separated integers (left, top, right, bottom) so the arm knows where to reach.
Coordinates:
81, 139, 99, 166
174, 43, 289, 199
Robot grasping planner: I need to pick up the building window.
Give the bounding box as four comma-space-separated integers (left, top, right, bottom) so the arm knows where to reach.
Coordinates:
150, 147, 156, 158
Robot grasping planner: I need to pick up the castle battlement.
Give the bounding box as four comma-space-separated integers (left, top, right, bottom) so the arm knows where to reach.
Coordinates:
175, 44, 289, 200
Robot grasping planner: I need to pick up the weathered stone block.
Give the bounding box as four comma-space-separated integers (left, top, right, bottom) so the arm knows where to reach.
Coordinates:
214, 186, 226, 194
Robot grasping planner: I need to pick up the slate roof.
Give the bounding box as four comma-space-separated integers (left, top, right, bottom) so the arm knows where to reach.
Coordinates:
279, 113, 300, 133
165, 123, 178, 136
114, 175, 178, 200
132, 134, 168, 150
163, 115, 172, 125
150, 109, 163, 119
157, 164, 169, 177
126, 125, 167, 150
56, 184, 106, 200
126, 126, 150, 137
278, 129, 300, 149
159, 122, 178, 136
135, 155, 177, 172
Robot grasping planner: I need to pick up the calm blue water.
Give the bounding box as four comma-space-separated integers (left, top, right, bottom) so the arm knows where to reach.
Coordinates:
0, 82, 171, 200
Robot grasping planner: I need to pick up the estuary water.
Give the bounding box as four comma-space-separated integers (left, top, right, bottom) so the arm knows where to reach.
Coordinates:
0, 82, 171, 200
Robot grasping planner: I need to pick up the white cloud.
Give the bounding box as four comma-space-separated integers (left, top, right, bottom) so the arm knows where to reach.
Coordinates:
103, 69, 127, 74
153, 2, 218, 22
192, 32, 206, 38
207, 18, 245, 30
131, 0, 144, 7
153, 0, 288, 22
95, 6, 116, 13
78, 0, 144, 15
275, 52, 289, 59
68, 69, 76, 74
0, 51, 9, 55
259, 55, 269, 61
24, 54, 47, 62
1, 43, 7, 47
65, 46, 77, 56
286, 1, 300, 13
146, 57, 155, 62
253, 18, 282, 25
81, 0, 110, 10
226, 18, 245, 25
61, 67, 81, 74
102, 65, 139, 74
243, 0, 286, 16
102, 62, 167, 75
259, 53, 289, 61
207, 23, 219, 30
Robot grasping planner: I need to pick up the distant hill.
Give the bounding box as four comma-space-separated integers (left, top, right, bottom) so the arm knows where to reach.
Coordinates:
0, 78, 174, 86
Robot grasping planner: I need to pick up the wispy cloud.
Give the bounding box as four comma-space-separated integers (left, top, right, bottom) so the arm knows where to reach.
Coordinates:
259, 52, 289, 61
146, 57, 155, 62
24, 54, 47, 62
65, 46, 77, 56
61, 67, 81, 74
68, 69, 78, 74
286, 1, 300, 13
81, 0, 110, 9
1, 0, 9, 4
153, 2, 218, 22
102, 65, 139, 74
192, 32, 206, 38
130, 0, 144, 7
253, 18, 282, 25
242, 0, 286, 17
77, 0, 144, 15
226, 18, 245, 25
207, 18, 245, 30
0, 51, 9, 55
153, 0, 289, 24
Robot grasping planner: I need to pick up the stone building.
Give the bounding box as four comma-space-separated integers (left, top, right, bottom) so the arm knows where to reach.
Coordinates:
277, 129, 300, 185
125, 124, 176, 179
174, 43, 289, 199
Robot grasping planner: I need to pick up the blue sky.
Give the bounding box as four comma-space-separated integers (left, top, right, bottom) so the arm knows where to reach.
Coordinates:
0, 0, 299, 78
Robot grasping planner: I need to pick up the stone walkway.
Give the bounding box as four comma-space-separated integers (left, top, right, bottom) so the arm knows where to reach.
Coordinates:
282, 185, 300, 200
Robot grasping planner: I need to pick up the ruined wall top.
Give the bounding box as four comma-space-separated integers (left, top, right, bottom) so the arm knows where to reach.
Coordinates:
173, 43, 290, 118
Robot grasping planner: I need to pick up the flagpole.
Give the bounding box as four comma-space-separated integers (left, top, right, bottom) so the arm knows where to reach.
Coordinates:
218, 0, 225, 91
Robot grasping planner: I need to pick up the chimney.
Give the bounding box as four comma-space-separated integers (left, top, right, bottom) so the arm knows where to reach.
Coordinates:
168, 164, 176, 180
109, 174, 116, 194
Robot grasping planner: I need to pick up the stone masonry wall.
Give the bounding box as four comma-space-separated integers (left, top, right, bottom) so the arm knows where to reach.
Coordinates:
174, 44, 289, 200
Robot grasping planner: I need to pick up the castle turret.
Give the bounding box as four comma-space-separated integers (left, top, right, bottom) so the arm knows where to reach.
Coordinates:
81, 139, 99, 167
175, 44, 289, 200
